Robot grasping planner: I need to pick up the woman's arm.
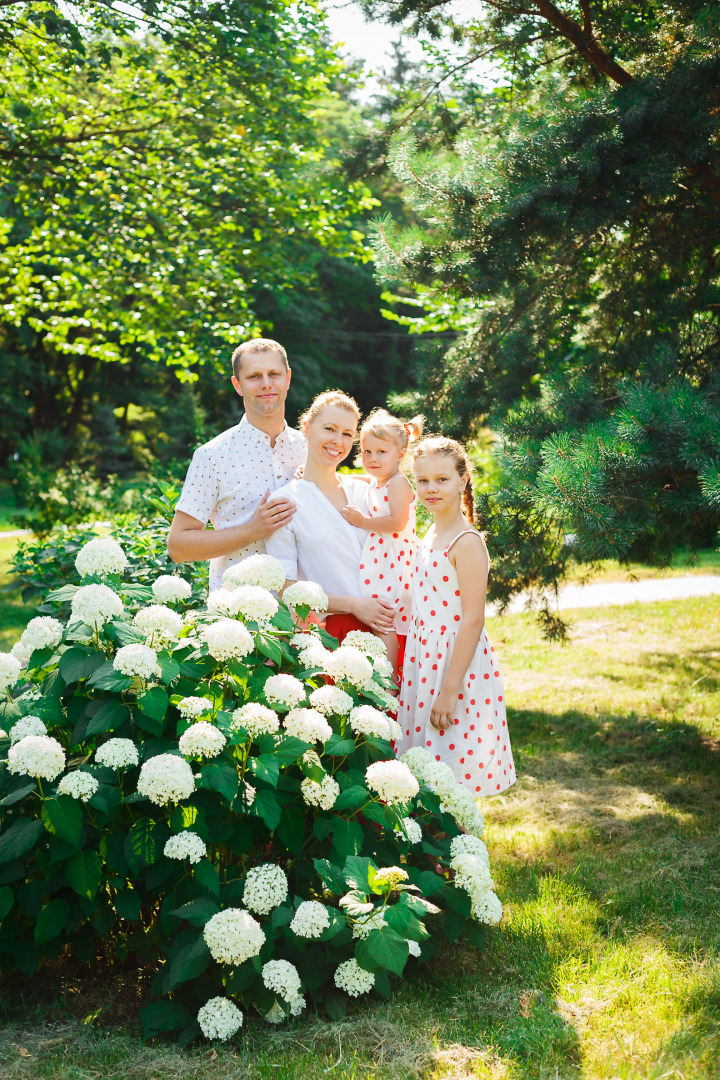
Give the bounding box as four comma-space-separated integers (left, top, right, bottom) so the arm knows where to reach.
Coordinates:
341, 475, 414, 533
429, 534, 489, 730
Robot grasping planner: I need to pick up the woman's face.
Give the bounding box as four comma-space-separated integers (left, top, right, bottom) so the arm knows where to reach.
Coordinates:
305, 405, 358, 470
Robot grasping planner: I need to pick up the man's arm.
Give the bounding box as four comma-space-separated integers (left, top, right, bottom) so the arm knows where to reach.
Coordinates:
167, 492, 296, 564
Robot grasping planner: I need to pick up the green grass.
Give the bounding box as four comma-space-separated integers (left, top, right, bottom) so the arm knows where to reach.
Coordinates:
0, 536, 32, 651
1, 595, 719, 1077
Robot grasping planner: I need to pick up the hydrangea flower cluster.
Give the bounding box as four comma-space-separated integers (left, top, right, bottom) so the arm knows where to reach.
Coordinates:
207, 588, 245, 618
450, 851, 502, 924
137, 754, 195, 805
164, 831, 207, 864
203, 907, 265, 965
283, 581, 329, 612
8, 735, 66, 781
10, 715, 47, 744
349, 705, 400, 741
178, 721, 226, 758
70, 584, 124, 629
17, 616, 64, 655
290, 900, 330, 938
300, 773, 340, 809
401, 750, 485, 836
450, 834, 490, 863
264, 673, 305, 708
243, 864, 288, 915
323, 646, 373, 687
231, 703, 280, 739
309, 685, 353, 716
225, 585, 278, 623
298, 642, 331, 669
113, 643, 160, 680
374, 866, 409, 890
200, 619, 254, 661
365, 760, 419, 804
57, 771, 98, 801
0, 652, 22, 691
396, 817, 423, 844
343, 630, 387, 658
334, 958, 375, 997
197, 997, 243, 1041
75, 537, 128, 578
283, 707, 332, 744
95, 738, 139, 769
177, 696, 213, 720
262, 959, 302, 1002
133, 605, 183, 646
152, 575, 193, 604
290, 631, 321, 651
222, 553, 285, 592
351, 909, 387, 939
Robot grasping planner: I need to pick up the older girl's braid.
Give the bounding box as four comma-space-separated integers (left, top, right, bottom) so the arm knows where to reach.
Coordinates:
412, 435, 476, 524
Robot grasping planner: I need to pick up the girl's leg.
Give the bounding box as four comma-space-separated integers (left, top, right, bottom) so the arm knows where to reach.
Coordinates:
375, 631, 399, 691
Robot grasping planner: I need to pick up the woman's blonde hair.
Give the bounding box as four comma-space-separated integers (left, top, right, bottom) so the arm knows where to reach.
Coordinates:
412, 434, 476, 523
360, 409, 424, 452
299, 390, 360, 431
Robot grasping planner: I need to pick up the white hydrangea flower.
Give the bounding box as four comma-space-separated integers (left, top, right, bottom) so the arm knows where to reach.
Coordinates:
70, 584, 124, 630
290, 631, 321, 650
471, 889, 503, 924
298, 643, 331, 669
19, 685, 42, 702
9, 715, 47, 744
0, 729, 6, 739
223, 553, 285, 592
10, 641, 31, 669
265, 1002, 286, 1024
75, 537, 128, 578
243, 864, 288, 915
264, 673, 305, 708
137, 753, 195, 805
352, 909, 387, 939
300, 774, 340, 810
283, 580, 329, 612
408, 940, 422, 957
371, 685, 400, 713
178, 721, 226, 758
152, 575, 192, 604
177, 696, 213, 720
366, 760, 419, 804
19, 616, 64, 653
284, 708, 332, 744
290, 995, 306, 1016
231, 703, 280, 739
438, 782, 485, 834
395, 817, 423, 845
423, 760, 457, 795
290, 900, 330, 938
0, 651, 23, 691
374, 867, 409, 890
207, 588, 245, 618
203, 907, 265, 965
309, 685, 353, 716
323, 646, 373, 688
133, 604, 183, 646
450, 850, 501, 922
57, 771, 98, 801
262, 959, 302, 1001
95, 738, 139, 769
113, 643, 160, 680
450, 834, 490, 863
224, 585, 278, 623
334, 958, 375, 997
349, 705, 397, 741
372, 656, 394, 679
164, 831, 207, 864
400, 746, 434, 782
8, 735, 66, 781
343, 630, 387, 658
197, 997, 243, 1041
200, 618, 254, 661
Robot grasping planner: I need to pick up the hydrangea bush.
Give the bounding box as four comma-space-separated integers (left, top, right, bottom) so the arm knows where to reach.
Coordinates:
0, 538, 503, 1045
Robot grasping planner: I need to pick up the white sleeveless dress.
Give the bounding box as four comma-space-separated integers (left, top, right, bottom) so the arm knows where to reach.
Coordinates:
396, 528, 515, 795
358, 478, 417, 636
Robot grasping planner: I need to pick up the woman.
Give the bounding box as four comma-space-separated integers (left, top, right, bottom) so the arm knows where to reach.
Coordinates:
266, 391, 396, 641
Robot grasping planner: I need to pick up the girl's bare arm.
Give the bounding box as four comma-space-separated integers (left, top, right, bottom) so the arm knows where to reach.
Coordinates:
340, 475, 414, 532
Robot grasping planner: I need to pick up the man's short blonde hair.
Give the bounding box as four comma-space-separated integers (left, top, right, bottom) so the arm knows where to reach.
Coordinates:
232, 338, 288, 379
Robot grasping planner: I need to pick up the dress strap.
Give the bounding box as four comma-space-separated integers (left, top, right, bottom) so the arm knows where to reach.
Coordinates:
444, 528, 482, 554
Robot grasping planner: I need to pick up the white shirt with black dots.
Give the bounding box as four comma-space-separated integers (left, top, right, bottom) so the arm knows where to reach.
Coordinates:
176, 415, 306, 592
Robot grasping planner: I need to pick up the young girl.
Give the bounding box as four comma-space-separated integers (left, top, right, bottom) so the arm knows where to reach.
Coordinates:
341, 409, 423, 681
395, 436, 515, 796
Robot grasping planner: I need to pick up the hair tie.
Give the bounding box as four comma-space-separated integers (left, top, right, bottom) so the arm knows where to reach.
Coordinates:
404, 422, 412, 434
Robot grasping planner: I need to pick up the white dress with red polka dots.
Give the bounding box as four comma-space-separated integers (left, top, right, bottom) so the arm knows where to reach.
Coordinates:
359, 478, 417, 635
396, 529, 515, 796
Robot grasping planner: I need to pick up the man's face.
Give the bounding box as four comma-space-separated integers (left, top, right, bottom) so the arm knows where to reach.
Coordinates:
232, 350, 291, 420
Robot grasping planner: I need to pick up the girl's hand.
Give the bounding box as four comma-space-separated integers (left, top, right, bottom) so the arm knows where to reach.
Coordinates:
352, 596, 395, 634
430, 686, 457, 730
341, 505, 365, 527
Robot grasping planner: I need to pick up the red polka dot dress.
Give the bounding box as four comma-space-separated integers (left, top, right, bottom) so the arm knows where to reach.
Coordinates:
396, 529, 515, 796
359, 479, 417, 635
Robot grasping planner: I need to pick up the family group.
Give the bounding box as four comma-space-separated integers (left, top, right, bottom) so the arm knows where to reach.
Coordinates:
167, 338, 515, 799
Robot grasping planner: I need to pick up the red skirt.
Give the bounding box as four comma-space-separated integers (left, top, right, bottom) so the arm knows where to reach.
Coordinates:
324, 613, 372, 643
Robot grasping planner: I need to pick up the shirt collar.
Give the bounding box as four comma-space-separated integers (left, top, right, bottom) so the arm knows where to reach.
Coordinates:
239, 414, 289, 446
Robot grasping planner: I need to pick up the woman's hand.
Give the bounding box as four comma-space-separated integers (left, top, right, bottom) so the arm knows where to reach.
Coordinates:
351, 596, 395, 634
341, 505, 365, 527
430, 686, 457, 731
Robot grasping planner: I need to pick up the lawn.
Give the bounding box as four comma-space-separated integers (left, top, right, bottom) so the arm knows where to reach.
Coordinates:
1, 592, 718, 1079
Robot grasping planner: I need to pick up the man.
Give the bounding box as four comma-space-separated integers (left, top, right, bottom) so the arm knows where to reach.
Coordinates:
167, 338, 306, 590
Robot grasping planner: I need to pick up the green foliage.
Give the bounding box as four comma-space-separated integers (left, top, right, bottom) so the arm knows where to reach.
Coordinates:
0, 529, 499, 1042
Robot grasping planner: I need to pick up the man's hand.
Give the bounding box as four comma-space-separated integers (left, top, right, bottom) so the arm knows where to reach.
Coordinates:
341, 504, 365, 527
249, 491, 296, 540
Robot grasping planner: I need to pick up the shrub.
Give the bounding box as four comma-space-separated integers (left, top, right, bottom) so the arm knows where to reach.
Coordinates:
0, 537, 501, 1045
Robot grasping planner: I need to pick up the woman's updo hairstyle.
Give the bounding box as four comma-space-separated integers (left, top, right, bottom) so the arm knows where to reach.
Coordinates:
359, 409, 425, 452
412, 435, 476, 523
299, 390, 360, 432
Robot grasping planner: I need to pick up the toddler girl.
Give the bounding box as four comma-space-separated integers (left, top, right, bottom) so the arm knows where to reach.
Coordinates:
395, 435, 515, 795
341, 409, 423, 680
